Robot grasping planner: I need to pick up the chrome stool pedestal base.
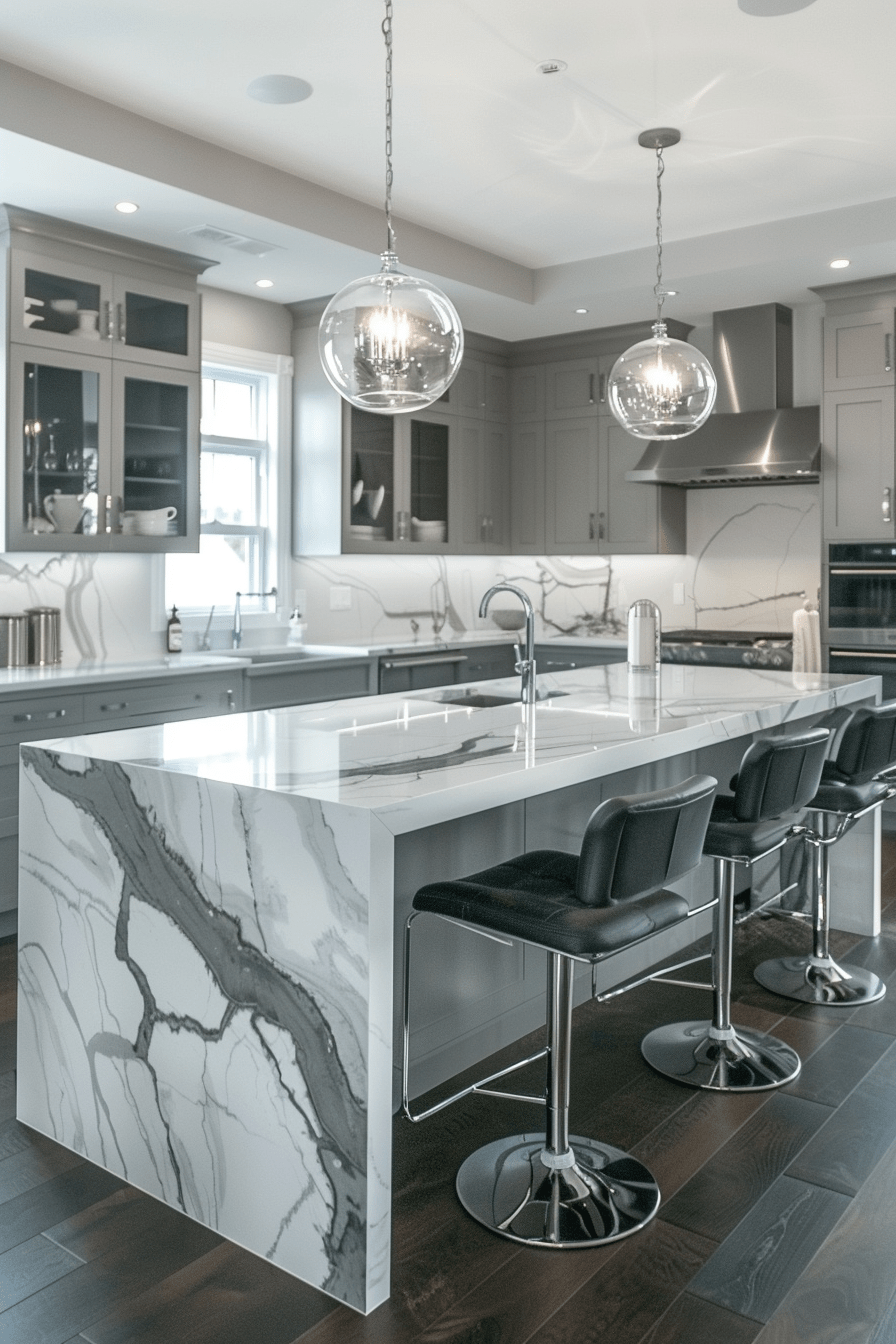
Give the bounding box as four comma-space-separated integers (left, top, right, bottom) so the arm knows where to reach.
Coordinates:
754, 955, 885, 1006
641, 1020, 802, 1092
456, 1132, 660, 1247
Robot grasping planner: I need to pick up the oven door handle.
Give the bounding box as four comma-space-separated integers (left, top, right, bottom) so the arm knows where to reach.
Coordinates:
829, 567, 896, 576
830, 649, 896, 660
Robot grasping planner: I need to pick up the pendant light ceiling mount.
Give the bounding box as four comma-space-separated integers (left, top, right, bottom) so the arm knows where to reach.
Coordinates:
318, 0, 464, 414
607, 128, 717, 441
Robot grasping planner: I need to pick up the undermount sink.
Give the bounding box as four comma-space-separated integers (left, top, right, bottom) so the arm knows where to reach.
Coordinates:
217, 647, 319, 664
415, 688, 569, 709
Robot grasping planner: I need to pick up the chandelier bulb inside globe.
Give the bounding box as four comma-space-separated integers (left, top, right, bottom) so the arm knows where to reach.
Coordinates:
607, 321, 717, 440
319, 252, 464, 414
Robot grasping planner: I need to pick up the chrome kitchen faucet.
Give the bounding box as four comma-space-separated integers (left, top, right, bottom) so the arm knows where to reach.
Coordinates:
479, 583, 537, 707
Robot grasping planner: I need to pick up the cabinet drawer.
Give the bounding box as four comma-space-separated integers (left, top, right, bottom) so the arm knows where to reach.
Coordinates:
0, 694, 84, 739
83, 675, 239, 727
246, 663, 374, 711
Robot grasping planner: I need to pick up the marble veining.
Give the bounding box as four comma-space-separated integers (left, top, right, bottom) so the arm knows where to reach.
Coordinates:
18, 753, 391, 1312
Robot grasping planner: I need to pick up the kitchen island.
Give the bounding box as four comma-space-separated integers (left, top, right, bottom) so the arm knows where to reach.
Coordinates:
16, 664, 880, 1314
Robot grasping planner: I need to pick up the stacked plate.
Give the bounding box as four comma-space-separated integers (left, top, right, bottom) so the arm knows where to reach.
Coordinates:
411, 518, 446, 543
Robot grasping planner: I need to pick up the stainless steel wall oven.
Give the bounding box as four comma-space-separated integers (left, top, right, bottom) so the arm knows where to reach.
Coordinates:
826, 543, 896, 697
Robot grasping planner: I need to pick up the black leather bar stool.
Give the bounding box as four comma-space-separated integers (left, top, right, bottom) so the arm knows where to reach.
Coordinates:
754, 702, 896, 1006
641, 727, 830, 1092
402, 774, 717, 1248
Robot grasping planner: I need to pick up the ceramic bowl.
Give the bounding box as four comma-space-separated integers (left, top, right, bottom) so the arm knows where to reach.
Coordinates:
490, 608, 527, 631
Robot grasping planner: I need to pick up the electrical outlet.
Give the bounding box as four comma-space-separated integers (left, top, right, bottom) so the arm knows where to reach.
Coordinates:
673, 582, 685, 606
329, 586, 352, 611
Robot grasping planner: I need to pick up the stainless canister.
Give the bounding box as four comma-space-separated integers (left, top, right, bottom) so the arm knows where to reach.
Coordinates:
25, 606, 62, 666
0, 614, 29, 667
627, 599, 662, 673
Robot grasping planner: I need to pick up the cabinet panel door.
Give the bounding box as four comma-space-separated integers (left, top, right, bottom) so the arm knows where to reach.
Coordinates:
484, 363, 510, 422
822, 387, 895, 540
452, 357, 486, 417
456, 419, 488, 551
509, 423, 545, 553
545, 418, 599, 553
511, 366, 544, 423
112, 276, 199, 371
597, 421, 687, 554
545, 359, 599, 420
6, 343, 111, 550
484, 423, 510, 550
110, 362, 200, 551
824, 310, 896, 390
10, 249, 115, 359
597, 352, 620, 414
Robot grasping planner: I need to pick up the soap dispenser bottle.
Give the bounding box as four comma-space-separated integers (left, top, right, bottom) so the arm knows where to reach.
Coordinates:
166, 605, 183, 653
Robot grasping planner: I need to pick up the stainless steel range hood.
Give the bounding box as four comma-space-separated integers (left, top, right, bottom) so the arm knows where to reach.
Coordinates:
626, 304, 820, 487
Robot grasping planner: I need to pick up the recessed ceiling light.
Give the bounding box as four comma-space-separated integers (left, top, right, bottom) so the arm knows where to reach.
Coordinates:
115, 201, 139, 214
536, 59, 567, 75
830, 258, 850, 269
247, 74, 313, 104
255, 279, 274, 289
575, 308, 588, 314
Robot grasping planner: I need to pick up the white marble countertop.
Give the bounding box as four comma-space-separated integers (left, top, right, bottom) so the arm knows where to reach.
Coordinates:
0, 652, 253, 693
35, 664, 878, 834
300, 629, 627, 655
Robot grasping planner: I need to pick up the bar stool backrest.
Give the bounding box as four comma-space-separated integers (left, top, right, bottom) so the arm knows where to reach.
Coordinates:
576, 774, 717, 908
833, 701, 896, 784
732, 727, 830, 823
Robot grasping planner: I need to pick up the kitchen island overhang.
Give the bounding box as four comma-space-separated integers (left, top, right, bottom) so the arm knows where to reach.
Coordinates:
16, 664, 881, 1314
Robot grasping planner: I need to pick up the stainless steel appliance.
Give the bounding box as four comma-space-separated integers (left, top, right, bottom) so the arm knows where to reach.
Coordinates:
661, 629, 793, 669
823, 543, 896, 695
0, 614, 28, 667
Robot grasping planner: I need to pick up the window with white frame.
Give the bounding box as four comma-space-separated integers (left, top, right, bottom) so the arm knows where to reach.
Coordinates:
165, 346, 291, 617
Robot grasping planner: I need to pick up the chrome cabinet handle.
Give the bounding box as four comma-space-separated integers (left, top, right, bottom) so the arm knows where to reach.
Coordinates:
382, 654, 468, 670
46, 709, 66, 719
102, 301, 114, 340
480, 516, 487, 542
117, 303, 126, 343
13, 713, 32, 723
886, 333, 892, 373
100, 702, 128, 713
588, 374, 595, 405
598, 510, 606, 540
884, 487, 892, 524
589, 512, 596, 540
103, 495, 121, 534
226, 689, 236, 712
599, 373, 606, 403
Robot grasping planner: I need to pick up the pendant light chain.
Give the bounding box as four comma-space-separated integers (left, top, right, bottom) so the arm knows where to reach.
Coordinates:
383, 0, 396, 255
653, 145, 665, 325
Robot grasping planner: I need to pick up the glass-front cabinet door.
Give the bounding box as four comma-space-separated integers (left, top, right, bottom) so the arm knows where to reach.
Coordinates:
342, 405, 454, 552
345, 406, 396, 546
11, 250, 114, 358
112, 275, 199, 371
8, 345, 107, 548
110, 364, 200, 551
407, 413, 450, 548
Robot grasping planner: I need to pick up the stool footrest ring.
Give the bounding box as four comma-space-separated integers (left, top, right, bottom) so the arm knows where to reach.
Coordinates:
754, 955, 886, 1006
641, 1020, 801, 1091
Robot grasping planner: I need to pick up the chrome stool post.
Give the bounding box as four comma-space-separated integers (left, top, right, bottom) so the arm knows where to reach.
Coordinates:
641, 726, 831, 1092
754, 700, 896, 1007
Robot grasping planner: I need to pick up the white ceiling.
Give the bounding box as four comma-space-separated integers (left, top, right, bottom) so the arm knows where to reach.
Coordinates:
1, 0, 895, 338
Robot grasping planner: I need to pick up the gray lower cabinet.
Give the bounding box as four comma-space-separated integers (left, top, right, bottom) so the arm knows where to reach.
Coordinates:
244, 658, 376, 710
378, 643, 516, 694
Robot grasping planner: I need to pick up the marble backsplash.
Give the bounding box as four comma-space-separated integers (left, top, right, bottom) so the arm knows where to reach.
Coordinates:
0, 485, 820, 659
292, 485, 821, 645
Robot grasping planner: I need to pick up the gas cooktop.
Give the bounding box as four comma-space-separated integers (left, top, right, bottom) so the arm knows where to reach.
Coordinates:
661, 630, 792, 668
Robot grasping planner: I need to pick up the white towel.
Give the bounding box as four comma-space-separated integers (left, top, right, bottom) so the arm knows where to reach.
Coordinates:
792, 602, 821, 675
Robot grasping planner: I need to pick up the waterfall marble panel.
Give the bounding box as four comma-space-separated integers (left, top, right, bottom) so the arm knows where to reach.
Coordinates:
17, 752, 394, 1314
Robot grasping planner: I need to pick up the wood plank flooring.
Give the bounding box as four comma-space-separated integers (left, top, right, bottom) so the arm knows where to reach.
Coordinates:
3, 840, 896, 1343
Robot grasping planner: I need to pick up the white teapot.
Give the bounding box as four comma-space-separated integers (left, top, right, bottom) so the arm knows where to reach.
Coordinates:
44, 491, 89, 534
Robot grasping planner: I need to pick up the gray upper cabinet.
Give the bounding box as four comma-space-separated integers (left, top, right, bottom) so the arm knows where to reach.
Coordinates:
545, 418, 600, 553
456, 418, 508, 552
823, 308, 896, 391
511, 366, 545, 424
598, 421, 685, 554
448, 356, 510, 423
817, 286, 896, 541
822, 386, 895, 540
509, 422, 545, 553
2, 205, 212, 552
544, 358, 600, 420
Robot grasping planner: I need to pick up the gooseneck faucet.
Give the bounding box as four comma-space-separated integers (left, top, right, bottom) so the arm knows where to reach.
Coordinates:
479, 583, 537, 706
232, 587, 277, 649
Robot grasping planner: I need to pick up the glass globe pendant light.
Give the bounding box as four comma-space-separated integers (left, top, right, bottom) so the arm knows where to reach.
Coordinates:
319, 0, 463, 413
608, 129, 717, 440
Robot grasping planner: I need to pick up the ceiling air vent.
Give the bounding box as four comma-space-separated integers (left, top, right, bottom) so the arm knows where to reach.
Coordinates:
181, 224, 282, 258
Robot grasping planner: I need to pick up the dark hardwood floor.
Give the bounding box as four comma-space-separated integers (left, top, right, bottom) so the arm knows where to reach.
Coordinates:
4, 841, 896, 1343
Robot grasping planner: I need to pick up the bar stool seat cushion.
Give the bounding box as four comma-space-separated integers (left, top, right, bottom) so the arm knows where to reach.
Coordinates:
413, 851, 690, 958
703, 795, 804, 860
809, 763, 890, 814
